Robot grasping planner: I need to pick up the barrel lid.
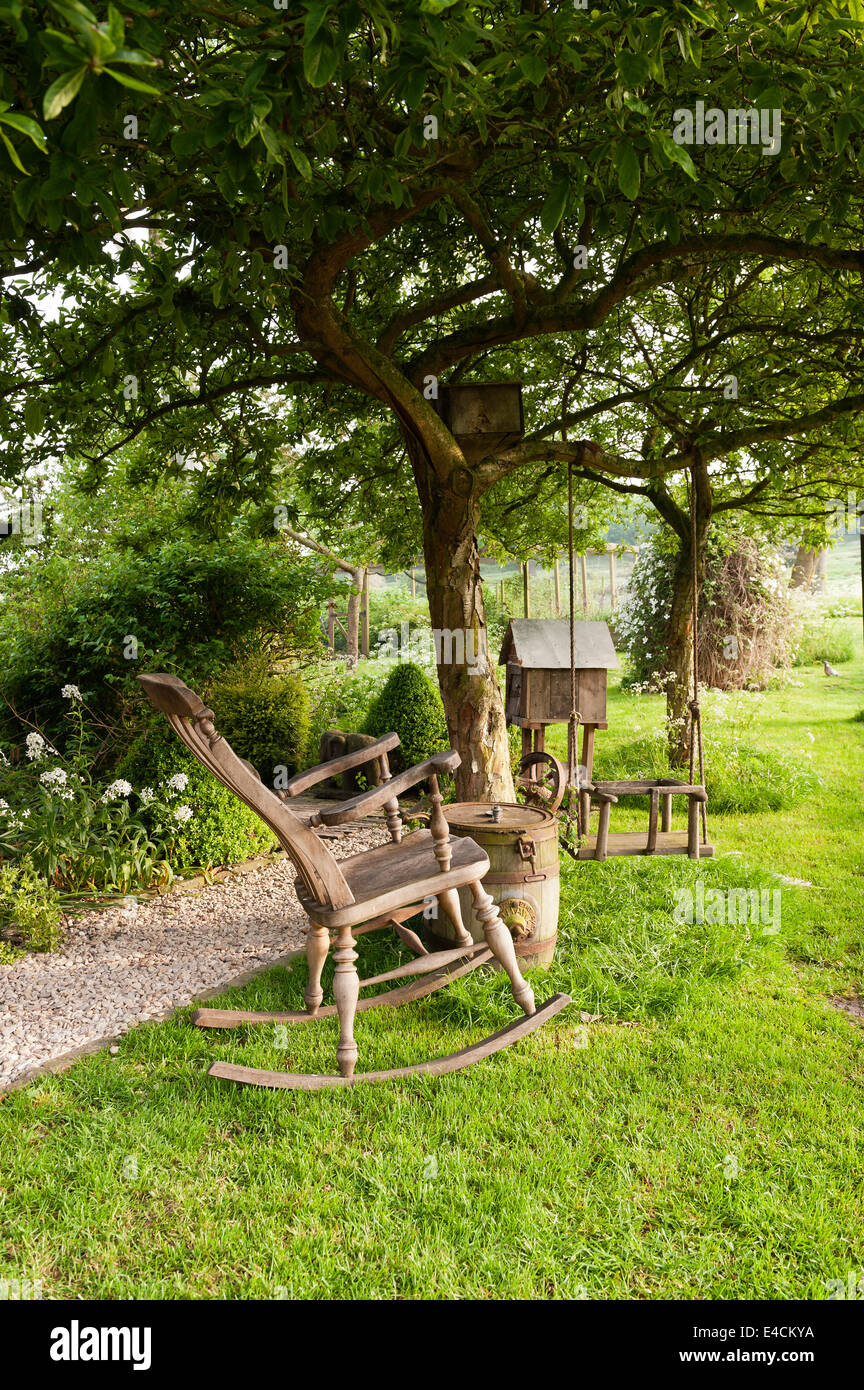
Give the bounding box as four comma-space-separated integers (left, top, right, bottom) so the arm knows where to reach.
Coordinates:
443, 802, 554, 831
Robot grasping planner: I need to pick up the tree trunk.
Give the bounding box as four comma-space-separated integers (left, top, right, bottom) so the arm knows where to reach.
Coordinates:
408, 439, 514, 802
344, 568, 363, 669
790, 544, 818, 589
665, 471, 711, 768
666, 547, 697, 767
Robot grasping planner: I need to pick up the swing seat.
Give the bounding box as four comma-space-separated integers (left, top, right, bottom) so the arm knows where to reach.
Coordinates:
137, 672, 570, 1089
577, 779, 712, 861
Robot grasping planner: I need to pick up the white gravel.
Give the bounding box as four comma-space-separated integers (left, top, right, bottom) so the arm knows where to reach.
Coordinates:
0, 825, 388, 1091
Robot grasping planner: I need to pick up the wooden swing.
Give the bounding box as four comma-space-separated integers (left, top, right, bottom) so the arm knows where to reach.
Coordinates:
518, 464, 713, 861
137, 673, 570, 1089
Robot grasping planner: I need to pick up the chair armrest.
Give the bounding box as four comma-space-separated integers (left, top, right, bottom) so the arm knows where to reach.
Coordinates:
279, 732, 401, 799
315, 751, 460, 826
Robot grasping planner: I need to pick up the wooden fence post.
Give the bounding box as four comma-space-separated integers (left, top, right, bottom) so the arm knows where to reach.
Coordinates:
523, 562, 530, 618
580, 554, 589, 614
608, 550, 617, 610
553, 557, 561, 615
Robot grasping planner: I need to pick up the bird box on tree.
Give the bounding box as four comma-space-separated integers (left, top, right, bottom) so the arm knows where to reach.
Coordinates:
435, 382, 524, 458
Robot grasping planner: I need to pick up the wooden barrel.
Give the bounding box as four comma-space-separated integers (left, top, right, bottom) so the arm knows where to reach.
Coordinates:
427, 803, 560, 966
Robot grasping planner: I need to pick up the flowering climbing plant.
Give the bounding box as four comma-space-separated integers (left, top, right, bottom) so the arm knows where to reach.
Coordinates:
0, 687, 195, 894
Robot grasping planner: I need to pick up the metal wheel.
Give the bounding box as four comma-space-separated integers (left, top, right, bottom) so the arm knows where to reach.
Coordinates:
516, 751, 566, 813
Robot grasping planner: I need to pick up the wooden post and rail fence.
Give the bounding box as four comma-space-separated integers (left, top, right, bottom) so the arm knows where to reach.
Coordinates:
324, 548, 634, 659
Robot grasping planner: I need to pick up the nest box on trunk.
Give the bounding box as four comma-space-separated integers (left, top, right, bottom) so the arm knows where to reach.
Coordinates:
500, 619, 619, 730
435, 382, 524, 458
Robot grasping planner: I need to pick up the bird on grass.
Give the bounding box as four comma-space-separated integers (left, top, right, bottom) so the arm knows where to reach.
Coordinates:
823, 659, 841, 677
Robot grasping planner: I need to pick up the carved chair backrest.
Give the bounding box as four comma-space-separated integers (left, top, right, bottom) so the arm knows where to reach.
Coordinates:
137, 673, 354, 910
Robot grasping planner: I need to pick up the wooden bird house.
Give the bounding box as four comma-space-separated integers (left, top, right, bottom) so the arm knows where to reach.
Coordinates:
436, 382, 524, 456
500, 619, 619, 730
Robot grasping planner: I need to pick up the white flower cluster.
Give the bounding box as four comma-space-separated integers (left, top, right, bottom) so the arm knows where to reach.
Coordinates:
101, 779, 134, 804
139, 787, 156, 805
39, 766, 67, 787
0, 797, 30, 830
165, 772, 189, 793
38, 766, 78, 802
61, 684, 82, 701
25, 732, 56, 762
173, 804, 193, 824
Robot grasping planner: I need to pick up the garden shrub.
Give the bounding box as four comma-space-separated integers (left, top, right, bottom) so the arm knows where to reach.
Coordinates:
0, 856, 62, 958
207, 660, 310, 784
118, 718, 275, 869
618, 529, 794, 690
0, 530, 328, 745
364, 662, 449, 771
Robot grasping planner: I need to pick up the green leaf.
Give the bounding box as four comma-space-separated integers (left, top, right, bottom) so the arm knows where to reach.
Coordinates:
400, 68, 427, 109
657, 132, 699, 181
540, 169, 570, 235
112, 164, 135, 207
106, 48, 158, 66
106, 3, 124, 45
833, 112, 857, 153
658, 206, 681, 244
0, 112, 47, 153
286, 140, 312, 180
240, 56, 270, 98
752, 83, 783, 111
259, 124, 283, 162
519, 54, 547, 86
12, 178, 40, 220
616, 50, 650, 87
93, 187, 121, 231
24, 398, 44, 435
233, 109, 263, 148
43, 66, 87, 121
303, 2, 331, 44
303, 35, 340, 88
0, 129, 28, 174
102, 67, 161, 95
613, 140, 641, 200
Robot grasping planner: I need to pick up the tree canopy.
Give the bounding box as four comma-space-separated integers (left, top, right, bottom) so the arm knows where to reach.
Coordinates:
4, 0, 864, 793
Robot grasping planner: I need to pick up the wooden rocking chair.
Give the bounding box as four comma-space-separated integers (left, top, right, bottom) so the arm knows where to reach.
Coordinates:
137, 673, 570, 1089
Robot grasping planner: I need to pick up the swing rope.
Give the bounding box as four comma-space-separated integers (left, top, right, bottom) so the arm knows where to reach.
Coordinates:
688, 464, 708, 845
566, 459, 583, 837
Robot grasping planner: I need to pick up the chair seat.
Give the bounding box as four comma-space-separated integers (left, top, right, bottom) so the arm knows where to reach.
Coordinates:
297, 829, 489, 929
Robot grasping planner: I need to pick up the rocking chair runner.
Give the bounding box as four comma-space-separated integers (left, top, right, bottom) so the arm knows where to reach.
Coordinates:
137, 673, 570, 1088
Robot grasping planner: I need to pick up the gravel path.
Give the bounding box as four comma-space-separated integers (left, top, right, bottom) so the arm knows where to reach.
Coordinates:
0, 825, 388, 1092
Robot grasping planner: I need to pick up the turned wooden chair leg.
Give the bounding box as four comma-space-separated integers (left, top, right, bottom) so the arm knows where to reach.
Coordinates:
436, 887, 473, 948
469, 881, 535, 1017
304, 924, 330, 1016
332, 926, 360, 1078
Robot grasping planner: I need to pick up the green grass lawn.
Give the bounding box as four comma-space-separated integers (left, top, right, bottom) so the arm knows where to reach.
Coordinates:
1, 638, 863, 1300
